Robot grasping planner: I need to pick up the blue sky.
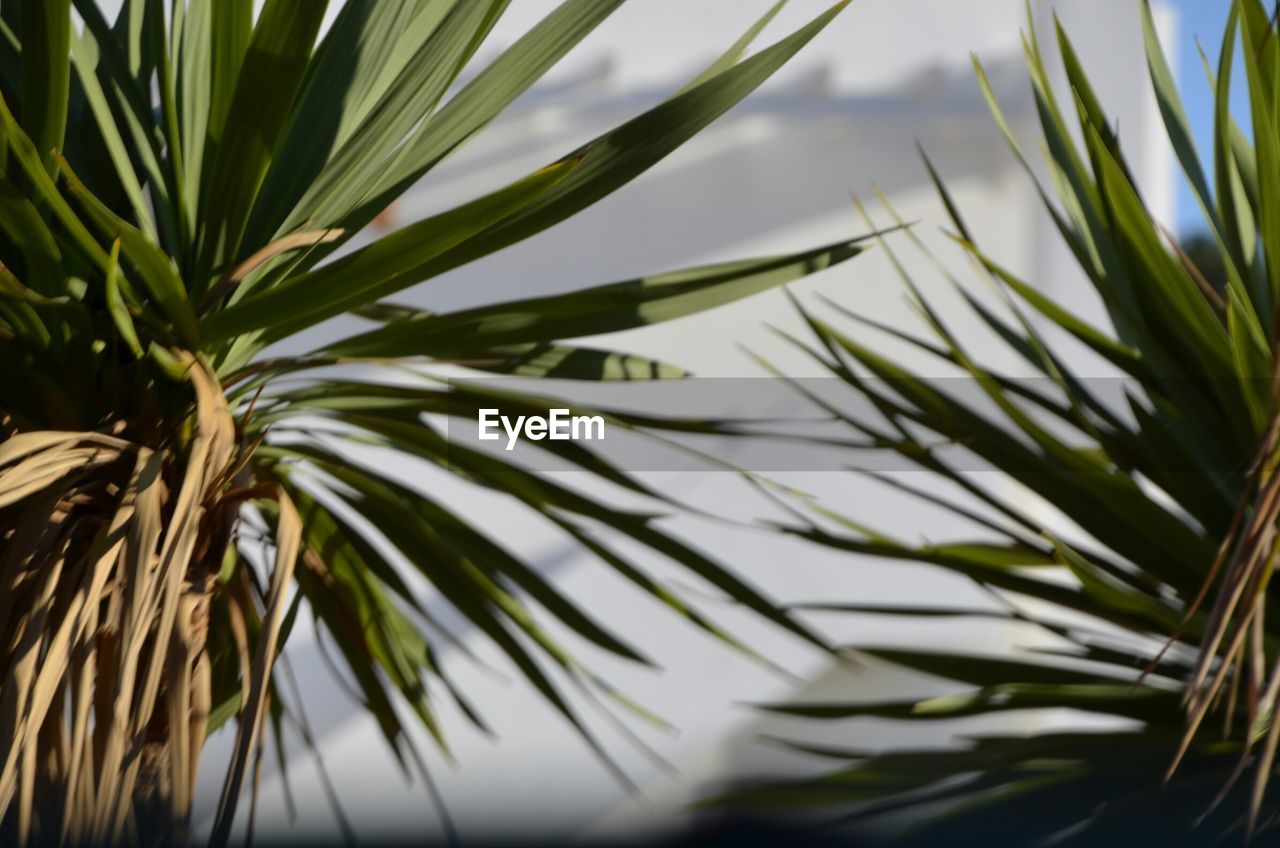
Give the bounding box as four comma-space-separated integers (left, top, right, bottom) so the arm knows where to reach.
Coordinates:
1170, 0, 1242, 234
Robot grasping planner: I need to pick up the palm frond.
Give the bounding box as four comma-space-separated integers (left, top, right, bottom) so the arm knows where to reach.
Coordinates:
0, 0, 859, 843
710, 2, 1280, 844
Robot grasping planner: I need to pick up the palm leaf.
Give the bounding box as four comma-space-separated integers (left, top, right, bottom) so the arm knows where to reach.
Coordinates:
711, 3, 1280, 844
0, 0, 859, 843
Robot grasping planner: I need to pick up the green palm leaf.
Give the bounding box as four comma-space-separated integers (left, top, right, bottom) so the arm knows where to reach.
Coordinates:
0, 1, 859, 844
710, 2, 1280, 844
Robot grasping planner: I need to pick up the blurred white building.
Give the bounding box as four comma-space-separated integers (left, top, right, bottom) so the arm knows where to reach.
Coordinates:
191, 0, 1180, 842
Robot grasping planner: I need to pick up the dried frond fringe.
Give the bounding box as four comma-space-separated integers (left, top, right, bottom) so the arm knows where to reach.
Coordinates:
0, 355, 289, 847
1175, 402, 1280, 838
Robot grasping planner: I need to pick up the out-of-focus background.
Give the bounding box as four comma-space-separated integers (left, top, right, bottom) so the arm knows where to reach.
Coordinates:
87, 0, 1230, 842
